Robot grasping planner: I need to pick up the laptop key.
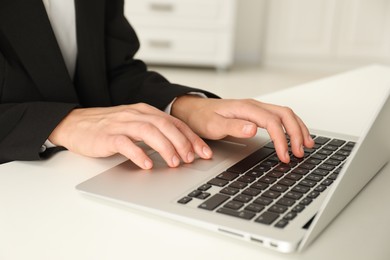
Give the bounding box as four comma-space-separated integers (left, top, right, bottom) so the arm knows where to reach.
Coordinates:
227, 147, 275, 174
270, 184, 288, 193
269, 204, 288, 214
300, 197, 313, 206
198, 184, 212, 191
277, 197, 296, 207
278, 178, 295, 186
262, 190, 281, 199
233, 194, 253, 203
292, 185, 310, 193
253, 196, 273, 206
275, 219, 289, 228
284, 191, 303, 200
178, 197, 192, 204
217, 171, 239, 181
207, 178, 229, 187
220, 187, 239, 196
229, 181, 248, 189
255, 211, 279, 225
310, 153, 328, 160
224, 201, 244, 210
314, 136, 330, 145
188, 190, 202, 197
292, 168, 310, 175
328, 139, 346, 147
217, 208, 255, 220
237, 175, 256, 183
299, 179, 317, 188
197, 192, 211, 200
321, 179, 333, 186
245, 203, 265, 213
199, 194, 229, 210
292, 204, 305, 213
242, 187, 262, 197
283, 211, 297, 221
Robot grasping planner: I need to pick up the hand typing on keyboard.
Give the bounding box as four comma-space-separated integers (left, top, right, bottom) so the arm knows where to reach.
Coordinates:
172, 96, 315, 163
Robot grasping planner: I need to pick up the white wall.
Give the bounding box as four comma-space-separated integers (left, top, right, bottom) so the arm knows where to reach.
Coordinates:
233, 0, 266, 65
236, 0, 390, 71
124, 0, 390, 71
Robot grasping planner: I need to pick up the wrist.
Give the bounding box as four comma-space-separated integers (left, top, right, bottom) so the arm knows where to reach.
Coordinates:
171, 95, 203, 121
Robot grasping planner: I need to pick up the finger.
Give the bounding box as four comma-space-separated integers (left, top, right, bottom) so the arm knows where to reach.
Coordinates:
263, 116, 291, 163
221, 101, 291, 162
135, 115, 197, 164
205, 114, 258, 139
172, 118, 213, 160
247, 102, 307, 158
110, 135, 154, 170
295, 115, 315, 148
127, 105, 200, 163
264, 105, 313, 158
110, 107, 189, 166
133, 109, 213, 162
127, 121, 182, 168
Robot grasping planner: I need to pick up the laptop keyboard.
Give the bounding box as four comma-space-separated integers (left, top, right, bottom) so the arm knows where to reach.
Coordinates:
177, 135, 355, 228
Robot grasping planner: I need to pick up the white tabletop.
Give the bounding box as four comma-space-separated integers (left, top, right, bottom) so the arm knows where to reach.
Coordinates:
1, 65, 390, 260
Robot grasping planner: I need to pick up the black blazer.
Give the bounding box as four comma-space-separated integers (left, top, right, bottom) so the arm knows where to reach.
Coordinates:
0, 0, 216, 164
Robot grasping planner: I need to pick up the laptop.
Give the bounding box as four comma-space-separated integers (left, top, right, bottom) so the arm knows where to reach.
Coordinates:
76, 88, 390, 253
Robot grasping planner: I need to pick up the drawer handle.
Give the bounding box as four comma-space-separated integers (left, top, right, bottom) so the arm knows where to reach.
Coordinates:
149, 3, 174, 12
148, 40, 172, 49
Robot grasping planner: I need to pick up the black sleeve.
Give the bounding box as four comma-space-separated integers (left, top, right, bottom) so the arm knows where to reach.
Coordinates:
0, 46, 78, 164
104, 0, 219, 110
0, 102, 77, 164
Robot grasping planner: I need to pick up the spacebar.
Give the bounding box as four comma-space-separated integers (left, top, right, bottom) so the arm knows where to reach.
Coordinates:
227, 147, 275, 174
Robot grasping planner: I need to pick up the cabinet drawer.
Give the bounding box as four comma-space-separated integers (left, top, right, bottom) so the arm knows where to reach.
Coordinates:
137, 29, 218, 55
135, 28, 233, 67
125, 0, 223, 23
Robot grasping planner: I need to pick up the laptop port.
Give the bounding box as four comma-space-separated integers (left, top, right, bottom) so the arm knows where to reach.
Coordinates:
250, 237, 264, 244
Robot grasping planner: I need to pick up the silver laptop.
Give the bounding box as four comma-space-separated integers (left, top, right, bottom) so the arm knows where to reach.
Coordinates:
76, 89, 389, 253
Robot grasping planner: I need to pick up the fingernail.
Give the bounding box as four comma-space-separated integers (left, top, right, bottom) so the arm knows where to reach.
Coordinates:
202, 146, 212, 158
243, 124, 255, 135
187, 151, 195, 163
172, 155, 180, 167
144, 159, 153, 169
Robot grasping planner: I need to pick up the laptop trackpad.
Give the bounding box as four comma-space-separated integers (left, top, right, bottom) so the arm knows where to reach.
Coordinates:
149, 140, 247, 171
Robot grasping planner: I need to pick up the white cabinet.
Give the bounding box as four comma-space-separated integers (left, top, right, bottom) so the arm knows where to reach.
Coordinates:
124, 0, 237, 69
263, 0, 390, 70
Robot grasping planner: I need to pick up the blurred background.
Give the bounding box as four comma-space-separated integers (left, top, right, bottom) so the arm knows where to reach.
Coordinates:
124, 0, 390, 98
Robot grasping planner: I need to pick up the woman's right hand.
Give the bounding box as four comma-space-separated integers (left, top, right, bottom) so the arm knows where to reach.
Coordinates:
48, 103, 213, 169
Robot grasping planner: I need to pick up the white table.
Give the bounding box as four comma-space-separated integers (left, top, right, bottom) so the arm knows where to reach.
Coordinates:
1, 65, 390, 260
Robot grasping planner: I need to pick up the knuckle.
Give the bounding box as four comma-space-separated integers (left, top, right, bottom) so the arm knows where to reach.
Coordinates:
138, 122, 156, 133
281, 106, 295, 116
135, 102, 157, 112
266, 114, 282, 126
135, 102, 149, 109
112, 135, 129, 150
155, 116, 173, 129
177, 140, 192, 153
115, 109, 138, 120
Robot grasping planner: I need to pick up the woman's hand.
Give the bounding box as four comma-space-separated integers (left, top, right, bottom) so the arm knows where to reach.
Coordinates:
171, 96, 315, 163
49, 103, 213, 169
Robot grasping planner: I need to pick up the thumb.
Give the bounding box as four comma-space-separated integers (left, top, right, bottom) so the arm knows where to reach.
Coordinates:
205, 116, 258, 139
